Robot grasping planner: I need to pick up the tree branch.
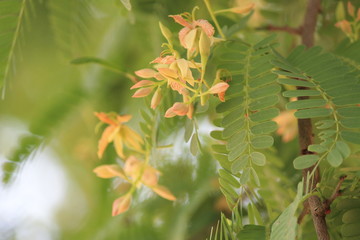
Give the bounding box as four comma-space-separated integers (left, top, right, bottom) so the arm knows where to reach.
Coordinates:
297, 0, 330, 239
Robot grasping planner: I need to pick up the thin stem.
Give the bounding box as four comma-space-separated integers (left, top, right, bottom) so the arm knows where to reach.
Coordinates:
203, 0, 226, 39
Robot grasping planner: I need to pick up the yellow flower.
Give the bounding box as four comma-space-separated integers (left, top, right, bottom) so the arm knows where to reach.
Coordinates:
94, 112, 143, 159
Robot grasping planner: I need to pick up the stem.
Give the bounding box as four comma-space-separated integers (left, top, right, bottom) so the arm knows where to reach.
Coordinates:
203, 0, 226, 39
299, 0, 330, 239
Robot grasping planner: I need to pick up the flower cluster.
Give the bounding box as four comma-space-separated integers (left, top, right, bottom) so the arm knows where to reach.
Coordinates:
94, 112, 176, 216
335, 1, 360, 42
131, 11, 229, 119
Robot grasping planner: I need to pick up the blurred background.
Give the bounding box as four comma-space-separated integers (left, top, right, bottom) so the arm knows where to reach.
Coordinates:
0, 0, 351, 239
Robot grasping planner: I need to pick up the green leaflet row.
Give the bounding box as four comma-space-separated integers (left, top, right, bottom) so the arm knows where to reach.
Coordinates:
272, 45, 360, 169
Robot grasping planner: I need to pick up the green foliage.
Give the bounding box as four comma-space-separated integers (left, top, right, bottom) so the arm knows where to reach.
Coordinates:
211, 35, 280, 208
272, 46, 360, 168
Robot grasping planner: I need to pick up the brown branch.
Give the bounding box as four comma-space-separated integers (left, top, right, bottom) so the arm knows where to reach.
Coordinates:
260, 25, 302, 35
296, 0, 330, 239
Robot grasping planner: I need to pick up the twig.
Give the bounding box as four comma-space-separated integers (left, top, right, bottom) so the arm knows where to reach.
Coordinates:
323, 175, 347, 212
260, 25, 302, 35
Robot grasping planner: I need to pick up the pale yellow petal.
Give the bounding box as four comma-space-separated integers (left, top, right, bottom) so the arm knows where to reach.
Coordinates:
114, 133, 125, 159
97, 125, 117, 159
121, 126, 144, 152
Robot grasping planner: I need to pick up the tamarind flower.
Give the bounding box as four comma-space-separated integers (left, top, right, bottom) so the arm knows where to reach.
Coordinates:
169, 15, 215, 49
93, 156, 176, 216
165, 102, 194, 119
94, 112, 143, 159
273, 110, 298, 142
208, 82, 230, 102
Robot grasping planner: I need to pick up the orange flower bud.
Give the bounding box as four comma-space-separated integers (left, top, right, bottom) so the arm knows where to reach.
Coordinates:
172, 102, 189, 116
112, 194, 132, 216
151, 88, 162, 109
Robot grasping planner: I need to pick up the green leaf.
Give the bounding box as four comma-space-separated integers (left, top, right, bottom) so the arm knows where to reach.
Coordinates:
249, 84, 281, 99
270, 182, 303, 240
120, 0, 132, 11
219, 179, 238, 199
219, 169, 240, 188
212, 144, 228, 154
210, 130, 223, 141
294, 108, 332, 119
253, 34, 276, 49
240, 167, 251, 184
336, 141, 351, 159
293, 155, 319, 169
282, 90, 320, 97
286, 99, 326, 110
184, 119, 194, 142
227, 130, 246, 150
273, 70, 307, 80
250, 152, 266, 166
337, 107, 360, 117
221, 107, 245, 127
308, 144, 327, 153
237, 225, 266, 240
250, 121, 277, 134
216, 96, 244, 113
223, 119, 245, 138
251, 135, 274, 149
229, 143, 248, 161
341, 131, 360, 144
342, 209, 360, 224
315, 120, 335, 129
327, 148, 343, 167
231, 154, 249, 173
250, 108, 279, 122
249, 73, 277, 88
277, 78, 314, 87
250, 168, 260, 186
340, 118, 360, 128
190, 134, 199, 156
249, 95, 279, 111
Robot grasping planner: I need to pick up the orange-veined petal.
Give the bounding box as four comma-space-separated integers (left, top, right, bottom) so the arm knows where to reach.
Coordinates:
97, 125, 118, 159
151, 55, 176, 64
169, 14, 192, 28
157, 68, 178, 79
94, 112, 117, 125
93, 164, 127, 179
152, 185, 176, 201
116, 114, 132, 123
112, 194, 132, 216
151, 88, 162, 109
178, 27, 191, 48
135, 68, 157, 78
168, 79, 184, 93
113, 133, 125, 159
132, 87, 153, 98
209, 82, 229, 94
130, 80, 154, 89
195, 19, 215, 37
172, 102, 189, 116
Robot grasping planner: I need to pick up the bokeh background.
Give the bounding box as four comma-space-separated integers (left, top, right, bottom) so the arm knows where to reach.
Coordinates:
0, 0, 352, 239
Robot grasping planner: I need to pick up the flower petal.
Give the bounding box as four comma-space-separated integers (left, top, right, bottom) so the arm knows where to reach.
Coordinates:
152, 185, 176, 201
165, 107, 176, 118
121, 126, 144, 152
195, 19, 215, 37
114, 133, 125, 159
209, 82, 229, 94
112, 195, 132, 216
151, 88, 162, 109
169, 15, 192, 28
178, 27, 191, 48
141, 167, 158, 187
135, 68, 157, 78
116, 114, 132, 123
157, 68, 178, 79
93, 164, 127, 179
172, 102, 189, 116
132, 87, 153, 98
97, 125, 117, 158
124, 156, 142, 179
151, 55, 176, 64
94, 112, 117, 125
130, 80, 154, 89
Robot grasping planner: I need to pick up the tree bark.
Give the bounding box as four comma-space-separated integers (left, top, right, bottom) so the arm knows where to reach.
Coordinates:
298, 0, 330, 239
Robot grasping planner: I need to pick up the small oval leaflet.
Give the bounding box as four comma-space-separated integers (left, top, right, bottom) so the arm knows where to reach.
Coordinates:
250, 152, 266, 166
293, 154, 319, 169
